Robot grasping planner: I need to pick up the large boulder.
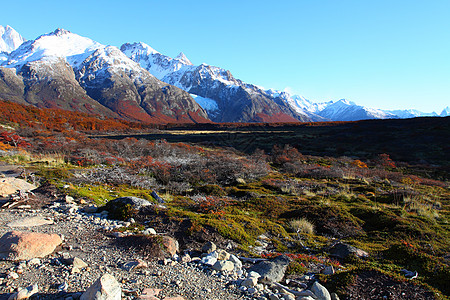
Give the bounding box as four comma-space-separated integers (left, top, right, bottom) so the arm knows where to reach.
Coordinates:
0, 177, 37, 197
80, 273, 121, 300
329, 242, 368, 259
0, 231, 62, 261
162, 236, 179, 257
311, 281, 331, 300
103, 196, 152, 220
248, 255, 292, 283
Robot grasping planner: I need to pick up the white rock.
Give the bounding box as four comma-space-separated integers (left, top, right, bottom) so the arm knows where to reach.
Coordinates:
27, 258, 41, 266
241, 277, 258, 287
142, 228, 156, 235
8, 284, 38, 300
282, 294, 296, 300
80, 273, 121, 300
212, 260, 234, 272
200, 251, 218, 266
228, 254, 242, 269
7, 217, 54, 228
311, 281, 331, 300
248, 271, 261, 279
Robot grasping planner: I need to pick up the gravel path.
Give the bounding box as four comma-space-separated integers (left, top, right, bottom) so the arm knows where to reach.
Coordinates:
0, 207, 246, 300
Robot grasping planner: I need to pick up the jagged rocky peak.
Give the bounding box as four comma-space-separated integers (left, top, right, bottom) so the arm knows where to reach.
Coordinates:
0, 25, 26, 53
175, 52, 192, 65
51, 28, 72, 36
120, 42, 159, 57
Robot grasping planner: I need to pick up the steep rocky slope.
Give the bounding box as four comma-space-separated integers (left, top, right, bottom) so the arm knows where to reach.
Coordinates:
0, 29, 208, 123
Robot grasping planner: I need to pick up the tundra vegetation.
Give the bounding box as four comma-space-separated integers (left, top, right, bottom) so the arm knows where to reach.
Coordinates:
0, 100, 449, 299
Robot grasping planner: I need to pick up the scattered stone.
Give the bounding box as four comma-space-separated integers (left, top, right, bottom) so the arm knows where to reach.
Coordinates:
139, 288, 161, 300
180, 253, 191, 263
212, 260, 234, 272
241, 277, 258, 288
80, 273, 121, 300
249, 255, 292, 283
142, 228, 157, 235
329, 242, 368, 259
65, 195, 75, 203
27, 258, 41, 266
0, 231, 62, 261
162, 236, 179, 256
123, 259, 148, 271
7, 284, 38, 300
330, 293, 340, 300
72, 257, 88, 269
311, 281, 331, 300
281, 293, 295, 300
6, 217, 54, 228
200, 251, 218, 266
322, 265, 335, 275
83, 204, 98, 213
0, 178, 37, 197
58, 282, 69, 292
164, 296, 185, 300
150, 191, 164, 203
269, 293, 280, 300
228, 254, 242, 270
106, 196, 152, 211
216, 249, 230, 260
202, 241, 216, 254
7, 271, 19, 279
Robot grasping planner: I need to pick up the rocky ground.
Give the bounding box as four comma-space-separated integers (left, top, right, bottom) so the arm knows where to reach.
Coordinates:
0, 163, 440, 300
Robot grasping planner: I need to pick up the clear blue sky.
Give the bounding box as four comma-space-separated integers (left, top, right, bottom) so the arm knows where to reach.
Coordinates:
2, 0, 449, 113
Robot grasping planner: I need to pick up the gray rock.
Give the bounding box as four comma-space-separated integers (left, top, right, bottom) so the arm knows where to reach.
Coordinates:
8, 284, 38, 300
6, 217, 54, 227
228, 254, 242, 270
311, 281, 331, 300
269, 294, 280, 300
72, 257, 88, 269
248, 255, 291, 283
80, 273, 121, 300
330, 293, 340, 300
107, 196, 152, 210
83, 204, 98, 213
241, 277, 258, 287
142, 228, 156, 235
281, 293, 296, 300
200, 251, 218, 266
202, 241, 216, 254
212, 260, 234, 272
329, 242, 368, 259
322, 265, 335, 275
216, 249, 230, 260
0, 231, 62, 261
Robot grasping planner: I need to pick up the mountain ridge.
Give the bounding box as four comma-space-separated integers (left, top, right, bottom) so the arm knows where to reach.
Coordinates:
0, 27, 209, 124
0, 25, 446, 123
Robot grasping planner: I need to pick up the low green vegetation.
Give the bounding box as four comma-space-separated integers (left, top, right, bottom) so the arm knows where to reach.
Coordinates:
1, 122, 449, 298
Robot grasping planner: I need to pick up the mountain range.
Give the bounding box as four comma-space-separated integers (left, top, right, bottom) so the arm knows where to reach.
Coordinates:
1, 25, 448, 123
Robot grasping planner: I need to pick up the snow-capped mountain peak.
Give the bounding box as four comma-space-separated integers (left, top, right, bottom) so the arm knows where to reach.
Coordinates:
175, 52, 192, 65
0, 25, 26, 53
4, 28, 102, 68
